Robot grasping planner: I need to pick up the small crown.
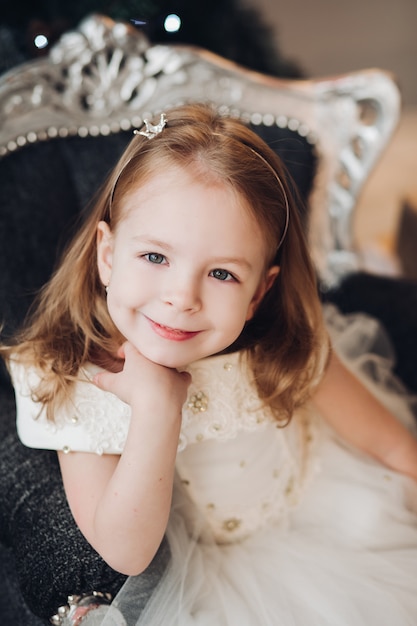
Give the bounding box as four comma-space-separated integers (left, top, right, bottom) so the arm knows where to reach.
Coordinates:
134, 113, 167, 139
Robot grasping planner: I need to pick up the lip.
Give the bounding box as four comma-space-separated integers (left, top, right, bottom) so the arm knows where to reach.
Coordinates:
146, 317, 201, 342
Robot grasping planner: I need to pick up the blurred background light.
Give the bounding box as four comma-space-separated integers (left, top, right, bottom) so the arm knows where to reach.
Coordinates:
164, 13, 181, 33
33, 34, 48, 49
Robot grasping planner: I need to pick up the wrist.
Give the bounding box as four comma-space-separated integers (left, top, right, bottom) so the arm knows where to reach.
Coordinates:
129, 398, 183, 428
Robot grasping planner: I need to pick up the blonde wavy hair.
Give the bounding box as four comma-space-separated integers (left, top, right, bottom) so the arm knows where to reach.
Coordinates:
2, 103, 328, 422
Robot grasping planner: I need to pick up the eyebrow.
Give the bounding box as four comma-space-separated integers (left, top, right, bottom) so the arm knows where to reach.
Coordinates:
132, 236, 171, 250
209, 256, 253, 270
132, 236, 253, 270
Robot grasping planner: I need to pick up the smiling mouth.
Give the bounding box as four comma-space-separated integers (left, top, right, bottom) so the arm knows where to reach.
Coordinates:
147, 318, 201, 341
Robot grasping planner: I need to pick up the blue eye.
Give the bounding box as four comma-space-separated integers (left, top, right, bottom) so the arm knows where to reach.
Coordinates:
145, 253, 165, 264
210, 268, 234, 281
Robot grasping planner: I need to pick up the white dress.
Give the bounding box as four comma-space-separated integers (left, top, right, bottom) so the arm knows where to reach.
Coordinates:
12, 305, 417, 625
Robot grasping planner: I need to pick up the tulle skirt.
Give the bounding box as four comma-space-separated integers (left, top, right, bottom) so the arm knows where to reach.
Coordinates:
100, 306, 417, 626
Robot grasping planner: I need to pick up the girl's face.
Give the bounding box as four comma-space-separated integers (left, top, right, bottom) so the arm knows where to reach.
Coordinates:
97, 165, 279, 368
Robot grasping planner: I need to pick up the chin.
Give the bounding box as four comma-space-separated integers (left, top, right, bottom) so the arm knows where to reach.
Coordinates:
138, 337, 231, 369
145, 344, 219, 369
143, 349, 194, 370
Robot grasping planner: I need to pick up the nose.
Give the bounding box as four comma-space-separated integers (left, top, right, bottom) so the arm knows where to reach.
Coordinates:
162, 273, 202, 313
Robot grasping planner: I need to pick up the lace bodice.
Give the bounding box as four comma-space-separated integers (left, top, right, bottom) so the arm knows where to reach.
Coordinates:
176, 352, 320, 542
12, 351, 321, 543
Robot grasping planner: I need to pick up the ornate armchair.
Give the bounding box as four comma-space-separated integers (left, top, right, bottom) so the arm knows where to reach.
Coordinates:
0, 13, 414, 625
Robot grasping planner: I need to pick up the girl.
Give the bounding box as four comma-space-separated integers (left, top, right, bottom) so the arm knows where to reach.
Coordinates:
4, 103, 417, 625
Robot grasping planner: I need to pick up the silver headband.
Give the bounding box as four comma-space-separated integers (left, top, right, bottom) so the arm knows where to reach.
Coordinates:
246, 145, 290, 252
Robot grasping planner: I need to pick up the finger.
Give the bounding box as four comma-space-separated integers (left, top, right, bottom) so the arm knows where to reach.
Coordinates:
93, 370, 117, 393
179, 370, 192, 386
116, 343, 127, 359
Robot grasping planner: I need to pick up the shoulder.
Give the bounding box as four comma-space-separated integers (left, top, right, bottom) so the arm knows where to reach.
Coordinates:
10, 359, 131, 455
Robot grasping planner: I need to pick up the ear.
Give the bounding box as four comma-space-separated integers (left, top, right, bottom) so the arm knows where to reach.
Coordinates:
96, 221, 114, 287
246, 265, 280, 321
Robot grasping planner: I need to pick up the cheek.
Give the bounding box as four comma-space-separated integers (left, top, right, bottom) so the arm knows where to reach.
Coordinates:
221, 314, 249, 351
223, 297, 254, 334
105, 295, 121, 327
109, 260, 142, 297
244, 300, 256, 322
106, 281, 133, 315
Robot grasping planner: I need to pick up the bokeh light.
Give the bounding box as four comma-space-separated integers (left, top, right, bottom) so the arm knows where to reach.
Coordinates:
164, 14, 181, 33
34, 34, 49, 49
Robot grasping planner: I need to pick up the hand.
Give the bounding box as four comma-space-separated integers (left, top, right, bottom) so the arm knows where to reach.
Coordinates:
93, 341, 191, 417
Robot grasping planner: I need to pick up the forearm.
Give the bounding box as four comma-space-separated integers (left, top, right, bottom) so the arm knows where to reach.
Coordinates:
92, 410, 181, 574
381, 430, 417, 481
60, 402, 181, 576
313, 351, 417, 481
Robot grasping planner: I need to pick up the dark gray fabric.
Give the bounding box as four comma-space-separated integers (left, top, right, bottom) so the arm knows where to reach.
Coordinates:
0, 133, 131, 340
0, 385, 43, 624
0, 544, 43, 625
